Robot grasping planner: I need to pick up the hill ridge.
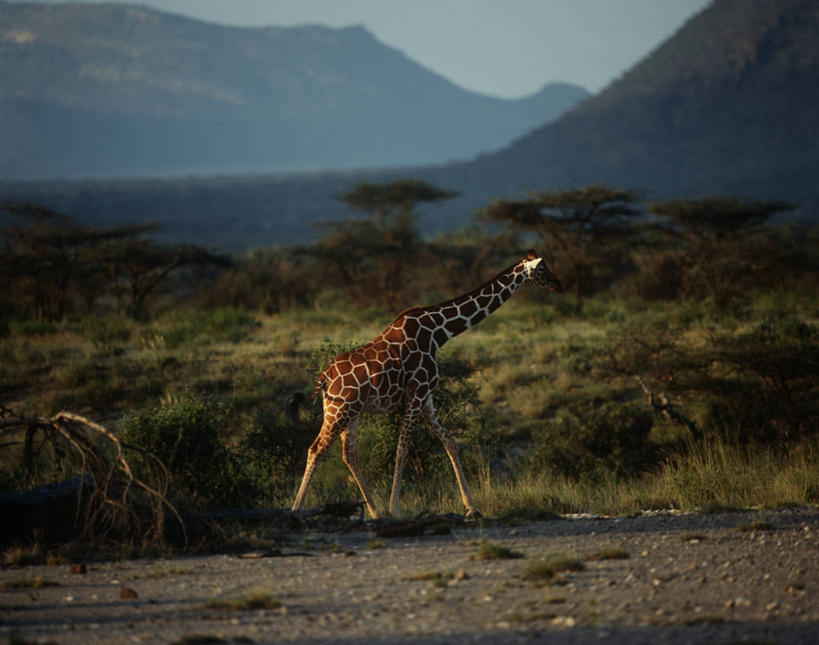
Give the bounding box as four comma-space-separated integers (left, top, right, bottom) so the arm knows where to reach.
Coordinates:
0, 1, 588, 178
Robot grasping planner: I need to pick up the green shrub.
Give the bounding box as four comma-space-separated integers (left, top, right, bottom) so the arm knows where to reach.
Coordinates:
309, 337, 359, 378
120, 395, 242, 507
202, 308, 258, 343
9, 319, 59, 335
155, 308, 258, 349
692, 315, 819, 443
237, 400, 315, 506
81, 316, 131, 354
529, 400, 659, 481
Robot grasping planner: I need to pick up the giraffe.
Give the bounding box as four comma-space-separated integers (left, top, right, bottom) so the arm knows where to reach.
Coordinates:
291, 250, 562, 519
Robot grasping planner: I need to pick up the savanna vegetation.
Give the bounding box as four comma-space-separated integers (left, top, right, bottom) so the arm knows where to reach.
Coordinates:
2, 181, 818, 555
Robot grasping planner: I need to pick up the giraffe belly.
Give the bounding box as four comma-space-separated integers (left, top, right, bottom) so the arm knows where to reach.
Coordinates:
360, 367, 403, 414
362, 399, 398, 414
361, 385, 402, 414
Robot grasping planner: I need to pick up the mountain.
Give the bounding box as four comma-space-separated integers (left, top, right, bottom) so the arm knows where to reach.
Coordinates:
0, 2, 588, 179
437, 0, 819, 213
1, 0, 815, 252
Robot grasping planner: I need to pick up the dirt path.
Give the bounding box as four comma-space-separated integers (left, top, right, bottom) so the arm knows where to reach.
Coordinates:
1, 507, 817, 644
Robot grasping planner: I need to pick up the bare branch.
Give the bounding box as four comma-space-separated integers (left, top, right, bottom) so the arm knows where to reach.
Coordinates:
0, 411, 186, 548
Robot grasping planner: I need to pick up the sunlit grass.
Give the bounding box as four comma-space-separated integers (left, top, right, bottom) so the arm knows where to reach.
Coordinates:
388, 438, 819, 520
4, 294, 819, 523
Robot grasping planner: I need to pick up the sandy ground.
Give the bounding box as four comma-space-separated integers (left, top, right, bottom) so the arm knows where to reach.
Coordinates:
1, 507, 817, 644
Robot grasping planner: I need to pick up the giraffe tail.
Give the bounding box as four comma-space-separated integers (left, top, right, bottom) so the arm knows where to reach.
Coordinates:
312, 370, 327, 400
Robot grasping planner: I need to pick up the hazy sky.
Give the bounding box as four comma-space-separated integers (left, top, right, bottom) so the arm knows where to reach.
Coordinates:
12, 0, 713, 97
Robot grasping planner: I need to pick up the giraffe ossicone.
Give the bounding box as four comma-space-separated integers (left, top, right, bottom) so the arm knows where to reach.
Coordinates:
291, 250, 562, 519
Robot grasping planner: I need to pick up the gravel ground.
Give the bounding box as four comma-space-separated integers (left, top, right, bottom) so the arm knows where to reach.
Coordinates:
1, 507, 817, 644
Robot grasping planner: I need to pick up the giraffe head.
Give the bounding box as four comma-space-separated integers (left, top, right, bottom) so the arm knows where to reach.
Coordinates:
522, 250, 563, 292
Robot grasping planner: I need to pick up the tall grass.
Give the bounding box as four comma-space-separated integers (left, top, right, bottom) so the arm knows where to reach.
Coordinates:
299, 436, 819, 519
2, 292, 818, 525
461, 439, 819, 517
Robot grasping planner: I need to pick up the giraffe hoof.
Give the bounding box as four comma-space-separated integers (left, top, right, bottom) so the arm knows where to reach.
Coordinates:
464, 509, 483, 521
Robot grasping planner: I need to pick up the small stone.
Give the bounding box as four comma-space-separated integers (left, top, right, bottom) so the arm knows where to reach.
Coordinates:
119, 587, 138, 599
69, 563, 87, 575
448, 569, 469, 586
551, 616, 576, 627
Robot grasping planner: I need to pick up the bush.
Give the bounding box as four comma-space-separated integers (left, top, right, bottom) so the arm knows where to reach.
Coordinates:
628, 250, 684, 301
529, 400, 659, 481
203, 308, 259, 343
120, 395, 243, 507
237, 399, 315, 506
81, 316, 131, 354
309, 337, 359, 380
155, 308, 258, 349
695, 315, 819, 443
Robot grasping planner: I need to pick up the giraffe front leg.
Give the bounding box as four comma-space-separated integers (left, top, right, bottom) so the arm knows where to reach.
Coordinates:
389, 405, 420, 518
422, 397, 480, 519
340, 421, 380, 519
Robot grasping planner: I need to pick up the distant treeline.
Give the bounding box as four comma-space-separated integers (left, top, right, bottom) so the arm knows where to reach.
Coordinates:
2, 180, 817, 323
0, 165, 558, 252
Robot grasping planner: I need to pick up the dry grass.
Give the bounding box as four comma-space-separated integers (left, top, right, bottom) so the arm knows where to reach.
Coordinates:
4, 296, 819, 531
405, 570, 457, 588
469, 541, 525, 561
458, 436, 819, 520
522, 554, 585, 582
2, 575, 59, 589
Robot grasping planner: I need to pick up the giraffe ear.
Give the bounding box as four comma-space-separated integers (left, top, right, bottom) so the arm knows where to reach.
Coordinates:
526, 249, 537, 260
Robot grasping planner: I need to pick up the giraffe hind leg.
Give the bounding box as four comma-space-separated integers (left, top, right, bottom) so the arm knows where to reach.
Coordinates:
340, 420, 380, 519
291, 415, 344, 512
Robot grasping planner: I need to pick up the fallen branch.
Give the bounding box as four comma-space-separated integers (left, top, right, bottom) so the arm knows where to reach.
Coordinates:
632, 375, 701, 441
1, 411, 186, 548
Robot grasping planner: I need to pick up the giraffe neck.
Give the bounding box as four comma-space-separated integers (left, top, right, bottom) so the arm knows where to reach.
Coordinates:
418, 260, 527, 350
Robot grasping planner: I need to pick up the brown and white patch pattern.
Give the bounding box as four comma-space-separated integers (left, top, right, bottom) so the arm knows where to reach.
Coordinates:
291, 251, 562, 518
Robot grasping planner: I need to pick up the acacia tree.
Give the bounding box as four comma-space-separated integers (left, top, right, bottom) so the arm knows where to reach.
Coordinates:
104, 239, 231, 320
1, 202, 230, 320
315, 179, 456, 309
0, 202, 162, 320
479, 185, 642, 299
648, 197, 795, 306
